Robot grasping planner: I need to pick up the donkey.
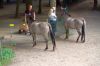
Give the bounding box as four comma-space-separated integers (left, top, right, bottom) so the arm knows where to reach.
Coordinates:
61, 8, 86, 43
30, 21, 56, 51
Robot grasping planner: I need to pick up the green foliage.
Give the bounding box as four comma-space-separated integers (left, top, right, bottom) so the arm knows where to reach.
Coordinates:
63, 0, 83, 7
0, 48, 15, 66
0, 62, 2, 66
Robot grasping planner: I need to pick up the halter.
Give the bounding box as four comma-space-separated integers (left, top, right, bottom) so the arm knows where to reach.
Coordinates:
61, 7, 71, 17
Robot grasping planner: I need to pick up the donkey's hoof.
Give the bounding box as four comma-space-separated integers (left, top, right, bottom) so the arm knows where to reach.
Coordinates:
81, 40, 85, 43
76, 41, 78, 43
32, 44, 36, 47
44, 48, 48, 51
44, 49, 47, 51
53, 49, 55, 51
64, 37, 66, 39
64, 37, 68, 40
53, 48, 56, 51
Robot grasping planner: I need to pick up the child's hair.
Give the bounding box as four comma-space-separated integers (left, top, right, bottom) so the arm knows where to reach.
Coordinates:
26, 4, 32, 10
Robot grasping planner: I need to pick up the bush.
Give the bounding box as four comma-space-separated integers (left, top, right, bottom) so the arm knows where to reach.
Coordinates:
0, 48, 15, 66
0, 62, 2, 66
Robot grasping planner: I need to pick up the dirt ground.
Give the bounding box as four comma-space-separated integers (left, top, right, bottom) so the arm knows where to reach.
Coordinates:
0, 0, 100, 66
4, 10, 99, 66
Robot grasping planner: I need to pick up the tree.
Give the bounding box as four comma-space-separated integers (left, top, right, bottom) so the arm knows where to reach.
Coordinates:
15, 0, 20, 18
48, 0, 50, 6
56, 0, 61, 7
38, 0, 42, 14
63, 0, 67, 7
7, 0, 10, 3
48, 0, 57, 7
51, 0, 56, 7
93, 0, 98, 10
0, 0, 4, 9
63, 0, 73, 7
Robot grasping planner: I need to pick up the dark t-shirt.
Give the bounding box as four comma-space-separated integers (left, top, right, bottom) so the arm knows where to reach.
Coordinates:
25, 10, 35, 21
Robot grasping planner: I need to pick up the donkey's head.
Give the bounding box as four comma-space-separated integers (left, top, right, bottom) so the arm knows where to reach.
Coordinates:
61, 7, 71, 17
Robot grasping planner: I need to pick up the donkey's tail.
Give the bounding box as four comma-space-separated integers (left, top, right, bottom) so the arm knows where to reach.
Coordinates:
82, 19, 86, 42
48, 24, 56, 50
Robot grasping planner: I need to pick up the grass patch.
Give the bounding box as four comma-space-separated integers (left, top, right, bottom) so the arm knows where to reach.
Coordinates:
0, 48, 15, 66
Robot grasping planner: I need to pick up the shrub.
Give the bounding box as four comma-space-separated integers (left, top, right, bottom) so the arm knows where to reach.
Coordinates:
0, 62, 2, 66
0, 48, 15, 66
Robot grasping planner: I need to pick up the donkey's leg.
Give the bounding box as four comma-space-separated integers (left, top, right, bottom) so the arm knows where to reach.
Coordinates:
83, 26, 86, 42
44, 40, 48, 51
64, 23, 69, 39
49, 28, 56, 51
43, 33, 49, 51
52, 33, 56, 51
81, 33, 85, 43
65, 29, 69, 39
81, 33, 84, 42
81, 25, 85, 43
81, 25, 84, 42
32, 34, 37, 47
76, 29, 81, 42
83, 32, 85, 42
51, 32, 56, 51
53, 39, 56, 51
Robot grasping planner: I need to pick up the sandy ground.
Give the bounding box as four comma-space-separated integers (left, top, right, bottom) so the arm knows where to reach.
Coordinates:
0, 0, 100, 66
4, 10, 99, 66
0, 10, 99, 66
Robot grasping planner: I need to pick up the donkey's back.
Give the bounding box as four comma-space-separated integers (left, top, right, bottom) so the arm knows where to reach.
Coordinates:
30, 22, 50, 34
65, 17, 86, 29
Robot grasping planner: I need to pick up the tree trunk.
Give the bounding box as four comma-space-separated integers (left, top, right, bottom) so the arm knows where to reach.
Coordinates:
63, 0, 73, 7
51, 0, 56, 7
22, 0, 26, 3
38, 0, 42, 14
93, 0, 98, 10
48, 0, 50, 6
56, 0, 61, 7
7, 0, 10, 3
63, 0, 67, 7
0, 0, 4, 9
15, 0, 20, 18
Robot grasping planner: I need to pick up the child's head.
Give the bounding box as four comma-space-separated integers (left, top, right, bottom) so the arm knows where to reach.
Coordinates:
26, 4, 32, 11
